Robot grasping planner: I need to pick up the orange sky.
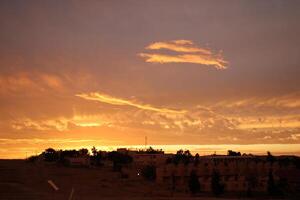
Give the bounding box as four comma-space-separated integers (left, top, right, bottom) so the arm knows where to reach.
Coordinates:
0, 1, 300, 158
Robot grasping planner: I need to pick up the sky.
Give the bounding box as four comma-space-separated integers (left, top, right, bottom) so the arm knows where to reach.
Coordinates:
0, 0, 300, 158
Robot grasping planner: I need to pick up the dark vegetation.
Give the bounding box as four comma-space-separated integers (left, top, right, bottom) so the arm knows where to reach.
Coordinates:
91, 146, 102, 166
26, 148, 300, 198
27, 147, 133, 170
107, 151, 133, 171
227, 150, 241, 156
137, 146, 164, 154
166, 149, 193, 165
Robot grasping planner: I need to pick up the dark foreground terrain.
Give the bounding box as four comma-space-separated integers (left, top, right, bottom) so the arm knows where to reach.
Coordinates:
0, 160, 204, 200
0, 159, 162, 200
0, 159, 288, 200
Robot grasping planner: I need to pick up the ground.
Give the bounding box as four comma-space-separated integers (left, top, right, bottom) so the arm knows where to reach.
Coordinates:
0, 159, 280, 200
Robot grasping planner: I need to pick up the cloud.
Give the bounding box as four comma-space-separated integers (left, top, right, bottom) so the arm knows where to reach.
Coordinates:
11, 114, 112, 131
146, 40, 212, 54
40, 74, 63, 90
0, 72, 65, 95
139, 40, 228, 69
0, 72, 40, 94
1, 67, 298, 145
211, 93, 300, 131
71, 114, 112, 127
236, 118, 300, 130
7, 91, 300, 145
139, 53, 227, 69
76, 92, 186, 114
73, 91, 300, 144
214, 92, 300, 109
12, 118, 70, 131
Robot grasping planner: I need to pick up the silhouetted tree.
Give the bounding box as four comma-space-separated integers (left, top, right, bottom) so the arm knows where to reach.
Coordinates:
79, 148, 89, 156
141, 146, 164, 154
189, 170, 200, 195
43, 148, 58, 162
91, 146, 102, 166
267, 151, 275, 163
141, 165, 156, 181
173, 150, 183, 165
227, 150, 241, 156
107, 151, 133, 171
211, 169, 224, 196
91, 146, 97, 156
56, 149, 80, 165
172, 149, 192, 165
194, 153, 200, 166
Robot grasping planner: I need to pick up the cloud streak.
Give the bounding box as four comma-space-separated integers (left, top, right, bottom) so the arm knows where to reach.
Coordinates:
146, 40, 212, 54
76, 92, 186, 114
11, 114, 112, 132
139, 53, 227, 69
214, 92, 300, 109
139, 40, 228, 69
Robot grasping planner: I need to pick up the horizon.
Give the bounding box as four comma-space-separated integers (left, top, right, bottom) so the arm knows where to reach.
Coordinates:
1, 1, 300, 159
3, 143, 300, 159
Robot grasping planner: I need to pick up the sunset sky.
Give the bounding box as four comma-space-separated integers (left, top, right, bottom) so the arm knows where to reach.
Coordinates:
0, 0, 300, 158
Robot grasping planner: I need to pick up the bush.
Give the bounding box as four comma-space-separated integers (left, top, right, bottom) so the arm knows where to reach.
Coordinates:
43, 148, 59, 162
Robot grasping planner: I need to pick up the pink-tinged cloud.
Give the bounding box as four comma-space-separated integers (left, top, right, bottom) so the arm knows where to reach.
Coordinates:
139, 53, 227, 69
140, 40, 228, 69
146, 40, 212, 54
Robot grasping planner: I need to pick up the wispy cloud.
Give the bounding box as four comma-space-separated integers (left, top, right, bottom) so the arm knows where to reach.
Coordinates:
146, 40, 212, 54
139, 53, 227, 69
12, 118, 70, 131
76, 92, 186, 114
210, 93, 300, 133
231, 114, 300, 130
139, 40, 228, 69
0, 72, 65, 94
214, 92, 300, 109
11, 114, 112, 131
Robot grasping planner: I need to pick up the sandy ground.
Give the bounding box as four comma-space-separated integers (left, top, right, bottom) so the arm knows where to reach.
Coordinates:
0, 160, 275, 200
